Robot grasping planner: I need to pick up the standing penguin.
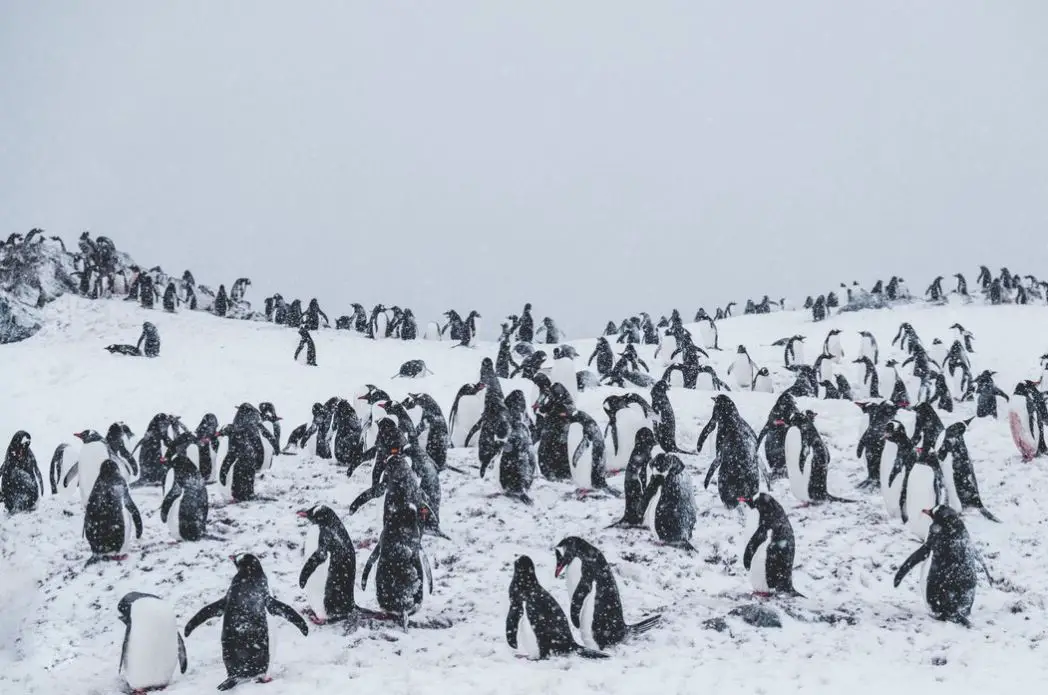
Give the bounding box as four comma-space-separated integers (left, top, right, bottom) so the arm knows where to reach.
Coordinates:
133, 413, 180, 486
505, 555, 608, 660
641, 453, 696, 550
361, 504, 434, 630
880, 421, 917, 520
184, 554, 309, 690
448, 382, 486, 448
974, 371, 1009, 419
901, 448, 960, 541
771, 335, 805, 368
783, 410, 853, 505
116, 592, 188, 693
160, 454, 209, 542
696, 395, 763, 509
859, 330, 879, 364
84, 459, 143, 561
0, 431, 43, 513
553, 537, 662, 649
62, 429, 117, 508
137, 321, 161, 358
496, 390, 537, 504
823, 329, 844, 362
602, 393, 654, 474
893, 505, 991, 627
650, 380, 686, 453
755, 392, 801, 481
294, 327, 317, 366
740, 493, 803, 597
213, 284, 229, 317
938, 419, 999, 522
402, 393, 451, 472
751, 367, 774, 393
855, 401, 899, 487
608, 427, 659, 528
588, 337, 615, 376
696, 314, 719, 350
1009, 379, 1046, 461
727, 345, 757, 389
219, 404, 267, 502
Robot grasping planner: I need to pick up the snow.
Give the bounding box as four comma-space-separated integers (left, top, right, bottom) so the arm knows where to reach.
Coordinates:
3, 294, 1048, 694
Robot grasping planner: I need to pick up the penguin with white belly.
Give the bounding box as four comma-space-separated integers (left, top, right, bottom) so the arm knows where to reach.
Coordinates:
641, 453, 696, 550
553, 537, 662, 649
160, 453, 209, 542
783, 410, 854, 505
901, 447, 960, 541
727, 345, 757, 390
550, 346, 579, 399
448, 382, 487, 448
739, 493, 803, 597
823, 329, 844, 362
61, 429, 115, 509
602, 393, 653, 475
116, 592, 187, 692
858, 330, 879, 364
880, 421, 916, 520
84, 459, 143, 562
751, 367, 774, 393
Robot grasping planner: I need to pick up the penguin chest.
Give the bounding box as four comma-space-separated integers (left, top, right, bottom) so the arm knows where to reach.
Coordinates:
516, 602, 542, 660
904, 465, 938, 540
551, 358, 578, 398
784, 428, 809, 503
696, 372, 714, 391
452, 396, 484, 448
860, 338, 875, 362
165, 491, 184, 541
424, 321, 441, 340
749, 531, 771, 593
937, 454, 963, 511
608, 408, 648, 474
753, 375, 773, 393
731, 358, 753, 387
124, 603, 179, 689
828, 337, 843, 361
643, 476, 663, 531
568, 423, 592, 489
303, 526, 331, 619
698, 323, 715, 349
78, 443, 110, 508
565, 560, 597, 649
260, 432, 275, 471
121, 506, 136, 553
880, 442, 902, 518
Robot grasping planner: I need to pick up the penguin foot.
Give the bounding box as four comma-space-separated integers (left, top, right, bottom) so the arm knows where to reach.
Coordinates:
355, 539, 376, 550
752, 591, 772, 599
303, 608, 327, 626
606, 468, 624, 477
794, 503, 811, 509
256, 676, 273, 684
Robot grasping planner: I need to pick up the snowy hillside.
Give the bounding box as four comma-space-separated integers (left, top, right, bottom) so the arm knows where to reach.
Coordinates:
3, 294, 1048, 694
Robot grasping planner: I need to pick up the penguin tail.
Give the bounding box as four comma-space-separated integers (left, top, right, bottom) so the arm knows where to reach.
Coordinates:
787, 588, 807, 599
978, 507, 1002, 523
626, 614, 663, 637
826, 494, 858, 503
574, 646, 611, 660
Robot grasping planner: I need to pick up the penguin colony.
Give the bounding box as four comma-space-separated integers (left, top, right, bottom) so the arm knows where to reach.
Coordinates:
2, 233, 1045, 690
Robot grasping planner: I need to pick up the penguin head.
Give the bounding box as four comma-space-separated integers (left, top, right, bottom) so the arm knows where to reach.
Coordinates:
513, 555, 538, 583
736, 345, 747, 354
230, 553, 265, 577
74, 429, 103, 444
98, 458, 122, 480
923, 504, 965, 535
8, 431, 31, 458
828, 329, 841, 336
738, 491, 777, 513
554, 536, 598, 578
296, 504, 339, 527
634, 427, 656, 447
883, 421, 908, 442
651, 453, 684, 477
505, 390, 527, 415
259, 402, 281, 422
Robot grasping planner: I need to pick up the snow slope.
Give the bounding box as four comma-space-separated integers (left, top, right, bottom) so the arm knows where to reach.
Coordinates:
2, 295, 1048, 694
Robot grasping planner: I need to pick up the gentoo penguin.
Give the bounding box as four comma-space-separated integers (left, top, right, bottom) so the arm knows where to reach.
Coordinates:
258, 402, 282, 472
727, 345, 757, 389
771, 335, 805, 368
1, 431, 43, 513
505, 555, 608, 660
938, 419, 999, 522
740, 493, 803, 597
64, 429, 117, 509
368, 304, 389, 340
391, 359, 433, 379
783, 410, 853, 505
641, 453, 696, 550
949, 323, 976, 352
608, 427, 660, 528
294, 327, 317, 366
1009, 380, 1046, 461
814, 351, 836, 386
602, 393, 653, 475
853, 357, 880, 399
496, 391, 537, 504
751, 367, 774, 393
649, 380, 686, 453
553, 537, 662, 649
855, 401, 899, 487
893, 505, 991, 627
588, 337, 615, 376
218, 404, 267, 502
696, 395, 763, 509
331, 399, 367, 475
448, 382, 486, 448
84, 459, 143, 561
901, 447, 959, 541
974, 370, 1009, 419
823, 329, 844, 362
550, 346, 578, 399
696, 314, 719, 350
184, 554, 308, 690
160, 454, 209, 542
880, 421, 916, 521
566, 409, 612, 496
361, 504, 433, 630
755, 392, 801, 481
858, 330, 879, 364
116, 592, 187, 693
297, 504, 380, 625
133, 413, 179, 487
401, 393, 451, 472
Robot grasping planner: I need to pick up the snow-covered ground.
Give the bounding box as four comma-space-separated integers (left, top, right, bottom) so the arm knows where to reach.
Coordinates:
2, 295, 1048, 694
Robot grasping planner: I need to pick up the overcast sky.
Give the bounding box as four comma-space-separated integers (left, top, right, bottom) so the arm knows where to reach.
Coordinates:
2, 2, 1046, 336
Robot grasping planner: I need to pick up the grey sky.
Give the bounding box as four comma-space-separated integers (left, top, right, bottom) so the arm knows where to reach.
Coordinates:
2, 2, 1046, 336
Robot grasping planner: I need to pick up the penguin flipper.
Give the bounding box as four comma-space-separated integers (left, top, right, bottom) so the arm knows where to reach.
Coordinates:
893, 544, 931, 587
177, 632, 188, 673
742, 529, 763, 570
62, 461, 79, 490
573, 645, 610, 659
119, 624, 130, 674
160, 483, 182, 523
703, 457, 721, 489
184, 599, 226, 636
505, 596, 523, 649
626, 614, 663, 637
299, 550, 328, 588
348, 484, 385, 515
361, 540, 381, 590
569, 574, 595, 629
124, 491, 143, 538
464, 420, 482, 447
420, 551, 434, 594
267, 597, 309, 636
978, 507, 1002, 523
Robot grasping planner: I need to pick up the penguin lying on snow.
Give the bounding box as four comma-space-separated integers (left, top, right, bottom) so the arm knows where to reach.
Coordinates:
506, 555, 609, 660
184, 554, 308, 691
117, 592, 188, 693
391, 359, 433, 378
553, 537, 662, 649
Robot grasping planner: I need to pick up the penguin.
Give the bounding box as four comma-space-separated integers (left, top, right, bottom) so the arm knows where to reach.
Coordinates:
641, 453, 696, 550
880, 421, 916, 521
785, 364, 818, 398
218, 404, 267, 502
116, 592, 188, 693
401, 393, 451, 472
213, 284, 229, 317
855, 401, 899, 487
131, 413, 180, 486
814, 351, 836, 386
84, 459, 143, 561
751, 367, 774, 393
516, 303, 535, 342
298, 504, 384, 624
257, 402, 282, 471
294, 327, 317, 366
834, 373, 854, 400
823, 329, 844, 362
328, 399, 367, 476
937, 418, 998, 521
884, 360, 912, 408
974, 370, 1009, 419
448, 382, 486, 448
696, 314, 719, 350
162, 282, 180, 312
727, 345, 757, 389
901, 447, 960, 540
561, 408, 611, 496
184, 554, 309, 690
0, 431, 43, 513
368, 304, 389, 340
949, 323, 975, 353
650, 380, 686, 453
549, 346, 578, 399
392, 359, 433, 379
740, 493, 803, 597
137, 321, 161, 358
783, 410, 853, 505
495, 391, 537, 504
553, 537, 662, 649
754, 392, 801, 481
771, 335, 806, 368
160, 454, 209, 542
859, 330, 879, 364
193, 414, 221, 482
893, 505, 991, 627
608, 427, 659, 528
602, 393, 654, 475
910, 402, 944, 452
696, 395, 763, 509
1009, 379, 1046, 461
361, 503, 434, 630
505, 555, 609, 660
63, 429, 118, 509
470, 385, 512, 480
819, 380, 842, 400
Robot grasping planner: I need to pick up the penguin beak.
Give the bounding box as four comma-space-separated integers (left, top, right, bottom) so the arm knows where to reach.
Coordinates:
229, 555, 238, 564
295, 510, 310, 519
773, 419, 785, 426
554, 562, 567, 578
921, 509, 933, 518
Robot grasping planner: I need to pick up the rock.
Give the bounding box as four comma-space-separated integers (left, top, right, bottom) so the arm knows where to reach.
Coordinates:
729, 604, 783, 628
702, 617, 729, 633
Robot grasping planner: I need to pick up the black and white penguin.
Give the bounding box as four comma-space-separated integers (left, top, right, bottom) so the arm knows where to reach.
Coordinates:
160, 454, 209, 542
974, 370, 1009, 419
297, 504, 382, 625
84, 459, 143, 561
391, 359, 433, 379
783, 410, 853, 504
880, 421, 917, 521
823, 329, 844, 362
133, 413, 179, 486
218, 404, 267, 502
1009, 379, 1046, 461
751, 367, 774, 393
505, 555, 608, 660
162, 282, 180, 312
448, 382, 486, 448
361, 503, 433, 630
0, 431, 43, 513
853, 357, 880, 399
854, 401, 899, 487
116, 592, 187, 693
401, 393, 451, 472
641, 453, 696, 550
553, 537, 662, 649
858, 330, 879, 364
257, 402, 282, 472
740, 493, 803, 596
695, 314, 719, 350
938, 419, 999, 522
902, 448, 961, 541
549, 346, 578, 399
184, 554, 308, 690
771, 335, 805, 368
588, 337, 615, 376
368, 304, 389, 340
329, 399, 367, 476
727, 345, 757, 390
602, 393, 653, 474
893, 505, 991, 627
65, 429, 120, 508
650, 380, 686, 453
496, 391, 537, 504
696, 395, 763, 509
608, 427, 659, 528
755, 392, 801, 481
294, 327, 317, 366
